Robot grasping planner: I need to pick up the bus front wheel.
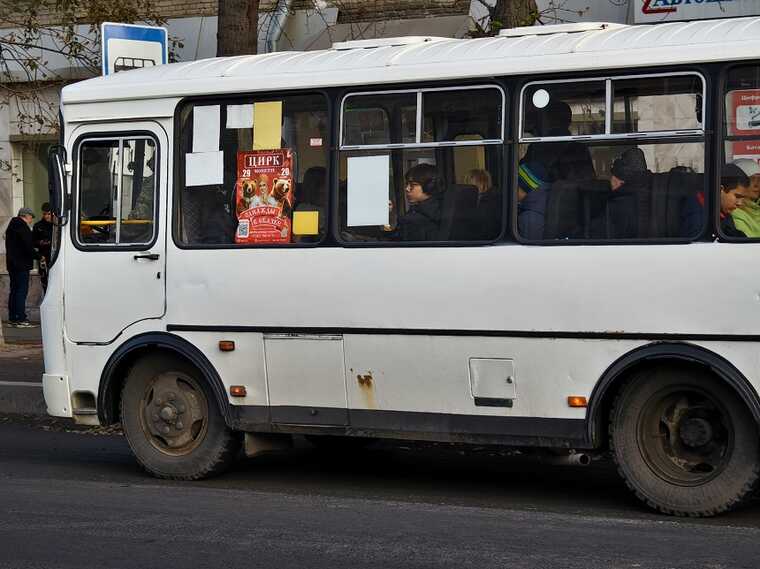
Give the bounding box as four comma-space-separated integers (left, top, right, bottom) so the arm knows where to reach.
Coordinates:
610, 365, 760, 517
120, 354, 240, 480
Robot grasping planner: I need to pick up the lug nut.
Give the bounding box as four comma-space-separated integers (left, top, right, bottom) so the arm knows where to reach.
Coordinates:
176, 421, 184, 430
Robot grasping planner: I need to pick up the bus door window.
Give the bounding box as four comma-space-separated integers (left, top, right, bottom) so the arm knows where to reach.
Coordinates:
120, 139, 157, 244
77, 138, 158, 246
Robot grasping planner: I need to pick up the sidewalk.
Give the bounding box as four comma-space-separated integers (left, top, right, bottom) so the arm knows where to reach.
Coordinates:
0, 321, 46, 415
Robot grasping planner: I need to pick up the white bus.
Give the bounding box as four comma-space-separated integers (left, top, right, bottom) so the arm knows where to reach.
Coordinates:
42, 17, 760, 517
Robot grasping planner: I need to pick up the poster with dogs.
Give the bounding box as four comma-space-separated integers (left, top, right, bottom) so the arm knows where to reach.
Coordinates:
235, 149, 294, 244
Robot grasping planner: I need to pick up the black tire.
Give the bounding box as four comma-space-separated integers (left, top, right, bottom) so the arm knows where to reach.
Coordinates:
610, 364, 760, 517
120, 354, 240, 480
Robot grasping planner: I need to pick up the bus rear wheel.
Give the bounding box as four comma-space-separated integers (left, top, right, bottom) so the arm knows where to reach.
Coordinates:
610, 365, 760, 517
121, 354, 240, 480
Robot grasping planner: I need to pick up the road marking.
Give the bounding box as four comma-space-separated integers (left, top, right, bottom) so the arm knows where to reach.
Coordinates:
0, 381, 42, 387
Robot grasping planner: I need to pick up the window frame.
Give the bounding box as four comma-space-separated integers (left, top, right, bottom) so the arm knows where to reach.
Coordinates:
334, 84, 507, 247
171, 90, 333, 250
513, 69, 710, 246
72, 132, 160, 252
519, 71, 706, 143
718, 62, 760, 242
339, 84, 506, 150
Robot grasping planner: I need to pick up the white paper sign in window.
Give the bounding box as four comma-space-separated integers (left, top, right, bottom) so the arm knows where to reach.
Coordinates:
192, 105, 220, 153
185, 151, 224, 186
347, 155, 390, 227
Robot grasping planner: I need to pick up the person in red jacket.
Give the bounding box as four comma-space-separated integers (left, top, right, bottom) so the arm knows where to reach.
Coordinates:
4, 207, 38, 328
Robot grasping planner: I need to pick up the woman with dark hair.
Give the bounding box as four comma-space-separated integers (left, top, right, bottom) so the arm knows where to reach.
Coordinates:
396, 163, 443, 241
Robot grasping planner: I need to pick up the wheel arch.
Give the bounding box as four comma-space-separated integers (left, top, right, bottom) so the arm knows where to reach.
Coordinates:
97, 332, 231, 427
587, 341, 760, 448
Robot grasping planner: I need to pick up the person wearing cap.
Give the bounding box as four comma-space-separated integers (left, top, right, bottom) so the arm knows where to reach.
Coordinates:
517, 161, 551, 240
731, 158, 760, 237
4, 207, 39, 328
33, 202, 54, 292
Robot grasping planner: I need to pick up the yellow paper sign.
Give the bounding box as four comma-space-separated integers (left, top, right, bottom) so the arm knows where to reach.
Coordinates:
253, 101, 282, 150
293, 210, 319, 235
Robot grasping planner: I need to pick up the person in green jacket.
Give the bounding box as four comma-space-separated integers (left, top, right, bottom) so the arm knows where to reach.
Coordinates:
732, 158, 760, 237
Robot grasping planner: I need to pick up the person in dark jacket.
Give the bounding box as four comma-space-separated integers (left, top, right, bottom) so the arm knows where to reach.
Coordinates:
517, 161, 550, 239
33, 203, 53, 292
396, 164, 443, 241
4, 207, 38, 327
522, 100, 596, 183
600, 147, 651, 239
681, 163, 749, 238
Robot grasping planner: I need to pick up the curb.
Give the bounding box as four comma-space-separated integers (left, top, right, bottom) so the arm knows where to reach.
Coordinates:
0, 382, 47, 416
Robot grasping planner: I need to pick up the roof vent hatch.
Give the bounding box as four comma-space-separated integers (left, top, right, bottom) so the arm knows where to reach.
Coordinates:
331, 36, 449, 51
499, 22, 626, 38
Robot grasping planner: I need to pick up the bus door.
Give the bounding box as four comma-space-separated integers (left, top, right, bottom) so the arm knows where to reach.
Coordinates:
64, 123, 167, 343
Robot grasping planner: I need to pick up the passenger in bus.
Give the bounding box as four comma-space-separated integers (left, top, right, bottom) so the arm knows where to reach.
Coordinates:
602, 148, 650, 239
517, 161, 550, 239
522, 100, 595, 183
396, 164, 443, 241
294, 166, 327, 242
731, 159, 760, 237
680, 163, 749, 237
467, 168, 501, 239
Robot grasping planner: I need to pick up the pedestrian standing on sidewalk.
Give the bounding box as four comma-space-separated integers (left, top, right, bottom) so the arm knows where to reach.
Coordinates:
33, 203, 53, 293
4, 207, 38, 328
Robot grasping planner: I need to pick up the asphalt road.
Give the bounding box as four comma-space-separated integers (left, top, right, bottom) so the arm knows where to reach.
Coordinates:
1, 419, 760, 569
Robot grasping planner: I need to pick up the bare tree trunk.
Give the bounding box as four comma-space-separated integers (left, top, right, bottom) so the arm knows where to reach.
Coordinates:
217, 0, 260, 57
493, 0, 539, 30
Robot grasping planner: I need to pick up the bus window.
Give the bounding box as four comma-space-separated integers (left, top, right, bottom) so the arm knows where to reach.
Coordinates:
77, 138, 157, 246
522, 81, 605, 139
176, 94, 328, 246
338, 86, 504, 244
722, 65, 760, 239
518, 74, 705, 242
422, 88, 503, 143
342, 93, 416, 146
613, 75, 703, 134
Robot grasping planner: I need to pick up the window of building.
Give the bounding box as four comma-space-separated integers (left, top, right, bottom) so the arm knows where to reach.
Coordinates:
518, 73, 706, 241
338, 86, 504, 244
176, 94, 328, 246
76, 137, 157, 246
722, 65, 760, 239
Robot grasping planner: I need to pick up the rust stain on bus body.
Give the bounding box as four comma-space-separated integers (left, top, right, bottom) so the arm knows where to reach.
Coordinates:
357, 372, 377, 409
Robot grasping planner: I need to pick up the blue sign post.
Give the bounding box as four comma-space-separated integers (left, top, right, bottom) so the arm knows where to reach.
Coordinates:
101, 22, 168, 76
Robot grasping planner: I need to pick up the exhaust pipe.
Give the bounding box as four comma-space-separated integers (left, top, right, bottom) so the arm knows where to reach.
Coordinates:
538, 451, 593, 466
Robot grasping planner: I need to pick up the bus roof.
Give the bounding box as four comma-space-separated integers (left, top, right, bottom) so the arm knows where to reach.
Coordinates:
63, 16, 760, 105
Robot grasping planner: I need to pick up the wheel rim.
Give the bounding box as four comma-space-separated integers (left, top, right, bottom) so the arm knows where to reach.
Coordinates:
637, 385, 734, 486
139, 371, 209, 456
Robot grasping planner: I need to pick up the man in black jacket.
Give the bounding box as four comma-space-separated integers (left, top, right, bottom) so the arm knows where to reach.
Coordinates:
33, 203, 53, 292
5, 207, 38, 327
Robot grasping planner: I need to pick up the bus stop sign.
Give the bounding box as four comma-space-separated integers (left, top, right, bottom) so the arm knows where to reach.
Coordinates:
101, 22, 168, 76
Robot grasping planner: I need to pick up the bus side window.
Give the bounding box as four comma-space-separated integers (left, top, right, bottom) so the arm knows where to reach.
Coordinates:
176, 95, 329, 246
519, 74, 705, 241
338, 86, 504, 244
723, 65, 760, 240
